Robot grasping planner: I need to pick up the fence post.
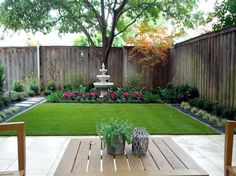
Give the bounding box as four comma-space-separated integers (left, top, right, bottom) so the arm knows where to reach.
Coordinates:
36, 45, 41, 92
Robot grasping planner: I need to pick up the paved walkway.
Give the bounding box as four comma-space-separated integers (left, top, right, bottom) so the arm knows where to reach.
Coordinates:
0, 135, 227, 176
14, 97, 45, 107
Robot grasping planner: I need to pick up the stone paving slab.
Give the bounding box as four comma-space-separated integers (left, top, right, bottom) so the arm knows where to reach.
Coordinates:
14, 103, 32, 107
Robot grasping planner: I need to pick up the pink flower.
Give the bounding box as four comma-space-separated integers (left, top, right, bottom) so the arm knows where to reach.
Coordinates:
93, 92, 99, 98
132, 92, 138, 98
71, 91, 76, 97
138, 93, 144, 98
63, 92, 70, 99
78, 92, 83, 97
86, 92, 92, 97
123, 92, 129, 98
111, 91, 118, 100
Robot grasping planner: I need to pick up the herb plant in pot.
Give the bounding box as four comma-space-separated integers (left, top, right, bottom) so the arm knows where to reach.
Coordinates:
96, 118, 133, 155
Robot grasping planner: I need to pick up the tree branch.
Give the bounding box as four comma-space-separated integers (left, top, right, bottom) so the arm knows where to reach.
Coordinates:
114, 2, 156, 37
84, 0, 102, 29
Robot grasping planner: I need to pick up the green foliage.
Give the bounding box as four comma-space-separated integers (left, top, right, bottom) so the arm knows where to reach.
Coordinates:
191, 107, 198, 113
63, 84, 73, 92
222, 108, 236, 120
143, 92, 160, 103
46, 82, 56, 91
196, 110, 206, 116
25, 75, 39, 95
12, 81, 25, 92
126, 73, 142, 90
189, 98, 205, 109
212, 0, 236, 30
46, 92, 61, 103
27, 89, 36, 97
161, 83, 199, 103
0, 64, 5, 93
0, 0, 203, 65
96, 118, 133, 147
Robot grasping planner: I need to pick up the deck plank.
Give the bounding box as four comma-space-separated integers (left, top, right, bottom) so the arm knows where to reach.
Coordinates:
72, 139, 91, 174
152, 138, 187, 170
162, 138, 208, 174
125, 144, 144, 171
54, 139, 81, 176
87, 138, 101, 173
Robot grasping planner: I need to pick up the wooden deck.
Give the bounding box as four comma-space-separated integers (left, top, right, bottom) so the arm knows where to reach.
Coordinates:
54, 137, 208, 176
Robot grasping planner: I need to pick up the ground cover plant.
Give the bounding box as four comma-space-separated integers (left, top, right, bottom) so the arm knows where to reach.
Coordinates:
1, 103, 219, 136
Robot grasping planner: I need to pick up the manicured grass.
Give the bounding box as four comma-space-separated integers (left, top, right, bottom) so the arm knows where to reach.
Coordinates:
2, 103, 219, 135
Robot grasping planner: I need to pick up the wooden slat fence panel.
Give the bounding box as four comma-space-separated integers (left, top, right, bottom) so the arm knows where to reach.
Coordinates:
169, 27, 236, 108
0, 47, 37, 90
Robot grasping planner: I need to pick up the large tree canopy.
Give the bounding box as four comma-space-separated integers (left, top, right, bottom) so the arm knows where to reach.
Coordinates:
0, 0, 203, 66
212, 0, 236, 30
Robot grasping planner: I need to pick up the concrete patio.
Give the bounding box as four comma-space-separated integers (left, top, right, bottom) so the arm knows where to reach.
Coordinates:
0, 135, 227, 176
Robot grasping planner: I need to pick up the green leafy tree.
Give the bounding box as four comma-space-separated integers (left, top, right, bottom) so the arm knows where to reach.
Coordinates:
0, 0, 203, 66
212, 0, 236, 30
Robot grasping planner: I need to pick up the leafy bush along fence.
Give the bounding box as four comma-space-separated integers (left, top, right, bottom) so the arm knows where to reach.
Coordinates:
189, 98, 236, 120
46, 83, 199, 104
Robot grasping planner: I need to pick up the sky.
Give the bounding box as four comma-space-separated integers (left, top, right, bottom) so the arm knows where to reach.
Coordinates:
0, 0, 220, 46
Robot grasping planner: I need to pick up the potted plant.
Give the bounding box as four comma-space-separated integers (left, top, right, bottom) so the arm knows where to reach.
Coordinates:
96, 118, 133, 155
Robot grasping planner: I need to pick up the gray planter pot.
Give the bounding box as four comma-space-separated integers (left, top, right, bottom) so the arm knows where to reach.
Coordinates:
106, 135, 125, 155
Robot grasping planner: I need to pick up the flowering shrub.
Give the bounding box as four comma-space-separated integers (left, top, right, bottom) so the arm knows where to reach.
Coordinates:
111, 91, 118, 100
47, 86, 152, 103
123, 92, 129, 99
132, 92, 138, 99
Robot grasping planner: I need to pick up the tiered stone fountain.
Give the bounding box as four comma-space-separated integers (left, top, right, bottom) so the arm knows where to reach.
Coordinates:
93, 63, 114, 97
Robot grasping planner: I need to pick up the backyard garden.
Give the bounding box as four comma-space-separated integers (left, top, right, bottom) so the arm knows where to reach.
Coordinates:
0, 0, 235, 136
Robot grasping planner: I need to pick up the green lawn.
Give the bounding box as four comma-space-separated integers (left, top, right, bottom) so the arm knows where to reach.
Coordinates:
2, 103, 219, 135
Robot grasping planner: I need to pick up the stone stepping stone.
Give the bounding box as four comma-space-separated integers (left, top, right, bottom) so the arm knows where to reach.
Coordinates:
14, 103, 32, 107
21, 101, 37, 104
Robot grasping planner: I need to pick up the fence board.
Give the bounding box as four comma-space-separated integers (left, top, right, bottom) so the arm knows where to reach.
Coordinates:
170, 27, 236, 108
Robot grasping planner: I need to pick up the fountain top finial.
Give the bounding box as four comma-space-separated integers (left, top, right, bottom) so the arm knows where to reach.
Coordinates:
102, 63, 105, 69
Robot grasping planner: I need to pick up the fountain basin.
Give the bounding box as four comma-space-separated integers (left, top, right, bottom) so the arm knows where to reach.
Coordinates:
93, 82, 114, 88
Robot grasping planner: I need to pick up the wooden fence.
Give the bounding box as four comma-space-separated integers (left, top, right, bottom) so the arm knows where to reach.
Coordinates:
0, 46, 168, 90
0, 47, 38, 89
169, 27, 236, 108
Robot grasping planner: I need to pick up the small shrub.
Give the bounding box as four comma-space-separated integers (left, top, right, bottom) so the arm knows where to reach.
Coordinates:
203, 113, 211, 120
46, 92, 61, 103
203, 100, 217, 113
25, 75, 39, 94
46, 82, 56, 91
213, 104, 224, 117
27, 89, 36, 97
188, 87, 199, 99
189, 98, 205, 109
126, 73, 142, 90
150, 87, 161, 95
144, 92, 160, 103
0, 64, 5, 93
63, 84, 73, 91
222, 108, 236, 120
85, 81, 94, 92
44, 90, 52, 96
209, 115, 218, 124
196, 110, 206, 116
15, 92, 26, 101
12, 81, 25, 92
183, 104, 191, 110
180, 102, 188, 108
191, 107, 198, 113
